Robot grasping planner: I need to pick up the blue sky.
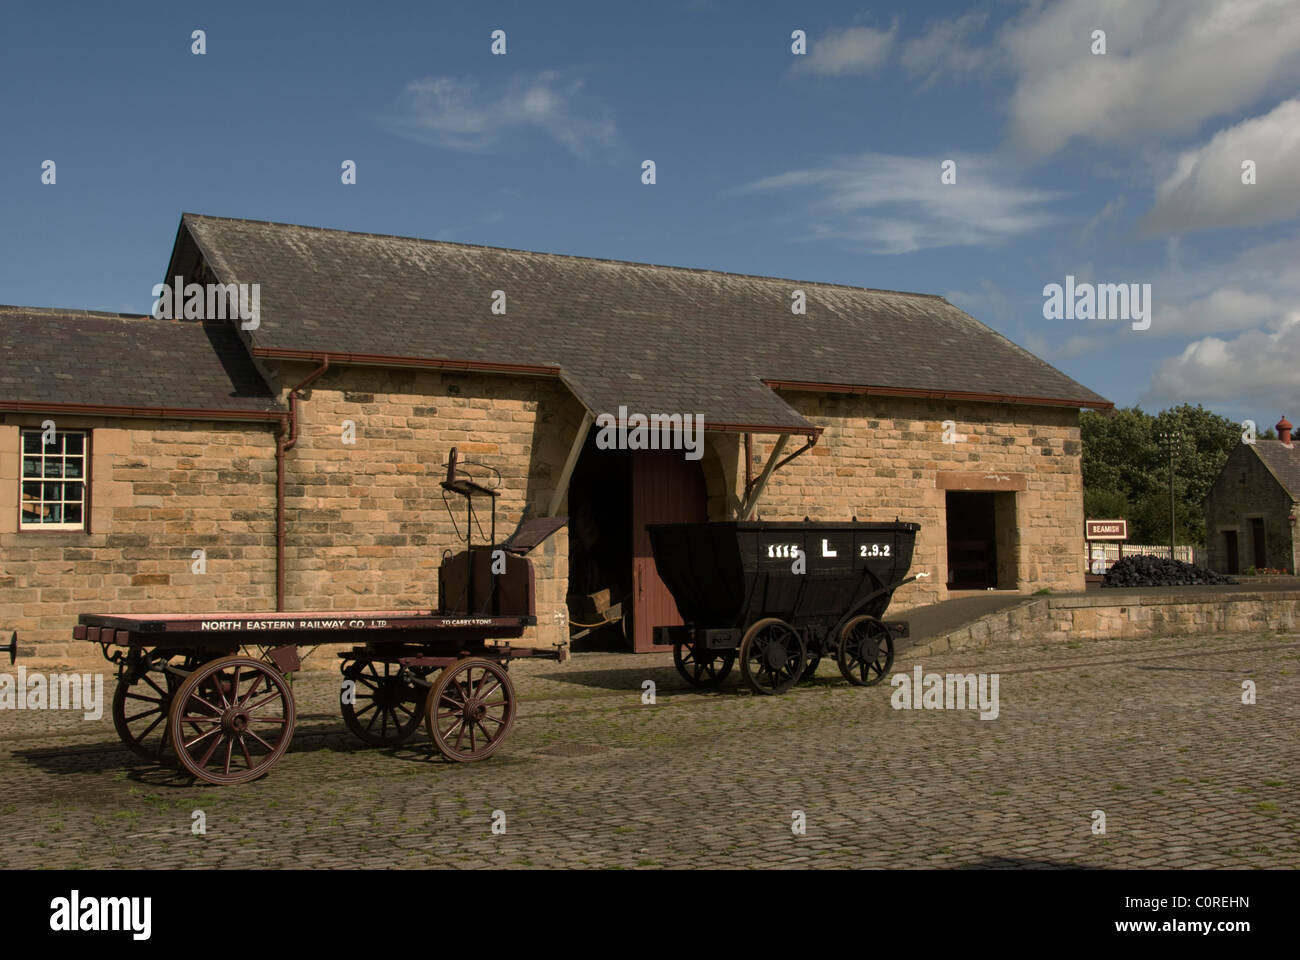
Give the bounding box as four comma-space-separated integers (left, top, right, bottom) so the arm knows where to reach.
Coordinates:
2, 0, 1298, 425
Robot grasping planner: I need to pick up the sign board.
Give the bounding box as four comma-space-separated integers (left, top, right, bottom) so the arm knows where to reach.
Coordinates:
1085, 519, 1128, 540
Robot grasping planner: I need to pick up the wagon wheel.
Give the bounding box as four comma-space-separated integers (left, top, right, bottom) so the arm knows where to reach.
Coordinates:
424, 658, 516, 762
836, 615, 894, 687
672, 636, 736, 687
738, 618, 806, 695
112, 650, 186, 763
340, 659, 428, 746
168, 655, 296, 785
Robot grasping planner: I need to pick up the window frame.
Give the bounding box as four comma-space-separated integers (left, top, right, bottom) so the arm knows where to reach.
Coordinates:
18, 428, 92, 533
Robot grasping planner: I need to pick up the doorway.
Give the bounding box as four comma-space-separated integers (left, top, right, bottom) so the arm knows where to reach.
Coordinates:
1223, 530, 1240, 575
1250, 518, 1266, 569
564, 436, 709, 652
565, 434, 633, 651
945, 491, 1018, 590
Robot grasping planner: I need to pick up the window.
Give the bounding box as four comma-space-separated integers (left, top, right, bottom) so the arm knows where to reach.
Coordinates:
20, 429, 88, 530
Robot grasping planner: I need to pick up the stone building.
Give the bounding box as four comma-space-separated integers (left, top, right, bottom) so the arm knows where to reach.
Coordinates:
1204, 418, 1299, 575
1, 214, 1111, 667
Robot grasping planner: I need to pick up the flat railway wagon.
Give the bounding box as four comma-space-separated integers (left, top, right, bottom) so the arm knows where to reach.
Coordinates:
76, 449, 567, 785
649, 519, 923, 695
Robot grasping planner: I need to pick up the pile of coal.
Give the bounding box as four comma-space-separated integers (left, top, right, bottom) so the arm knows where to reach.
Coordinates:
1101, 554, 1237, 587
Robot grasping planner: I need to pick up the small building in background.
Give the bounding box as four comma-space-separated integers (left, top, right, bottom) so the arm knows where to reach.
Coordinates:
1204, 417, 1299, 574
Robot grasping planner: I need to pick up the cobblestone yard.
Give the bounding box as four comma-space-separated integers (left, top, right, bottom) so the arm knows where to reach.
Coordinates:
1, 632, 1297, 869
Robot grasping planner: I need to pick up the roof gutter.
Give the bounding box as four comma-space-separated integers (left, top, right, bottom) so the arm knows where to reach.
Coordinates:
763, 379, 1114, 411
706, 419, 821, 437
276, 358, 329, 610
254, 347, 562, 379
0, 401, 284, 422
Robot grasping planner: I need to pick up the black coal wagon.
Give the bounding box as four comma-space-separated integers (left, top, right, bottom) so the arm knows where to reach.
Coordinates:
75, 449, 567, 785
649, 520, 923, 694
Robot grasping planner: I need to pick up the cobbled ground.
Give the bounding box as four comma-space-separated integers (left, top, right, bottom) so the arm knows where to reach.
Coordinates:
1, 632, 1297, 869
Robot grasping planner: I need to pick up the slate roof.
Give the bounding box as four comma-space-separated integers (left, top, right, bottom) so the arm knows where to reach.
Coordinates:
1252, 440, 1300, 499
176, 213, 1111, 433
0, 307, 283, 418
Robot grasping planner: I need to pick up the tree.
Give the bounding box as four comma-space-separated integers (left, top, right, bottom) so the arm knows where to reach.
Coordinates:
1080, 404, 1240, 546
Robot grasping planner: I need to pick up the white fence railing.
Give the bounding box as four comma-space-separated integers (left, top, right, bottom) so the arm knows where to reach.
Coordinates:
1086, 543, 1201, 574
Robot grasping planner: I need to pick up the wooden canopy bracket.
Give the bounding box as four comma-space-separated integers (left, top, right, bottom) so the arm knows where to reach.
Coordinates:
736, 432, 818, 519
547, 410, 595, 517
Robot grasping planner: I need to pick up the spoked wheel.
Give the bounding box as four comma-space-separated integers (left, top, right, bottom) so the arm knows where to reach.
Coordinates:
738, 618, 806, 695
168, 655, 296, 785
424, 658, 516, 762
112, 650, 188, 763
340, 659, 428, 746
836, 615, 894, 687
800, 653, 822, 684
673, 636, 736, 688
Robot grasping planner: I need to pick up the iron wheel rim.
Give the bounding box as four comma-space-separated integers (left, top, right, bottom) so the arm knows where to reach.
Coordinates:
168, 656, 296, 785
739, 618, 805, 695
340, 659, 427, 746
673, 638, 736, 687
836, 616, 894, 686
424, 658, 516, 762
112, 667, 176, 763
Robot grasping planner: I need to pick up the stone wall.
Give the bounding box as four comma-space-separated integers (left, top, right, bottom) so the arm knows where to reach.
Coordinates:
1204, 444, 1298, 574
0, 365, 588, 669
748, 394, 1086, 611
276, 362, 585, 653
907, 589, 1300, 658
0, 418, 279, 666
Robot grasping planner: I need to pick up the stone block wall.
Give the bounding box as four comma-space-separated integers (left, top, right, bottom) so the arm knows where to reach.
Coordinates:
1204, 443, 1298, 574
0, 418, 278, 666
276, 362, 586, 653
908, 590, 1300, 658
747, 394, 1086, 611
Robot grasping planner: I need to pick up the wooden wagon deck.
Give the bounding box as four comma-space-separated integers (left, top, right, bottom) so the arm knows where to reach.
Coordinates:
76, 610, 545, 646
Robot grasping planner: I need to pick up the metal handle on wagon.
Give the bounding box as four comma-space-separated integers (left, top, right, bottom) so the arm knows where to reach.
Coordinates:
7, 631, 17, 665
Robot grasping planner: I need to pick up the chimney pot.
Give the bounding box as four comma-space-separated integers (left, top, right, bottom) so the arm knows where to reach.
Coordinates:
1277, 416, 1293, 446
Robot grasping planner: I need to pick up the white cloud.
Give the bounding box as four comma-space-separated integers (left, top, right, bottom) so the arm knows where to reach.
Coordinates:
793, 24, 896, 76
1031, 282, 1289, 362
1156, 287, 1288, 337
1142, 312, 1300, 409
1140, 98, 1300, 234
1077, 195, 1128, 244
901, 12, 990, 86
1001, 0, 1300, 157
736, 153, 1060, 254
386, 72, 616, 156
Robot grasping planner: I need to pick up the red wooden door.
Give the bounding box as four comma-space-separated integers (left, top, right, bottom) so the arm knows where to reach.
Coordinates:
630, 450, 708, 652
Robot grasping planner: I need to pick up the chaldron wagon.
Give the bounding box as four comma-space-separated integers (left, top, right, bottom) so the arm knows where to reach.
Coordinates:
77, 449, 566, 785
649, 520, 922, 695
